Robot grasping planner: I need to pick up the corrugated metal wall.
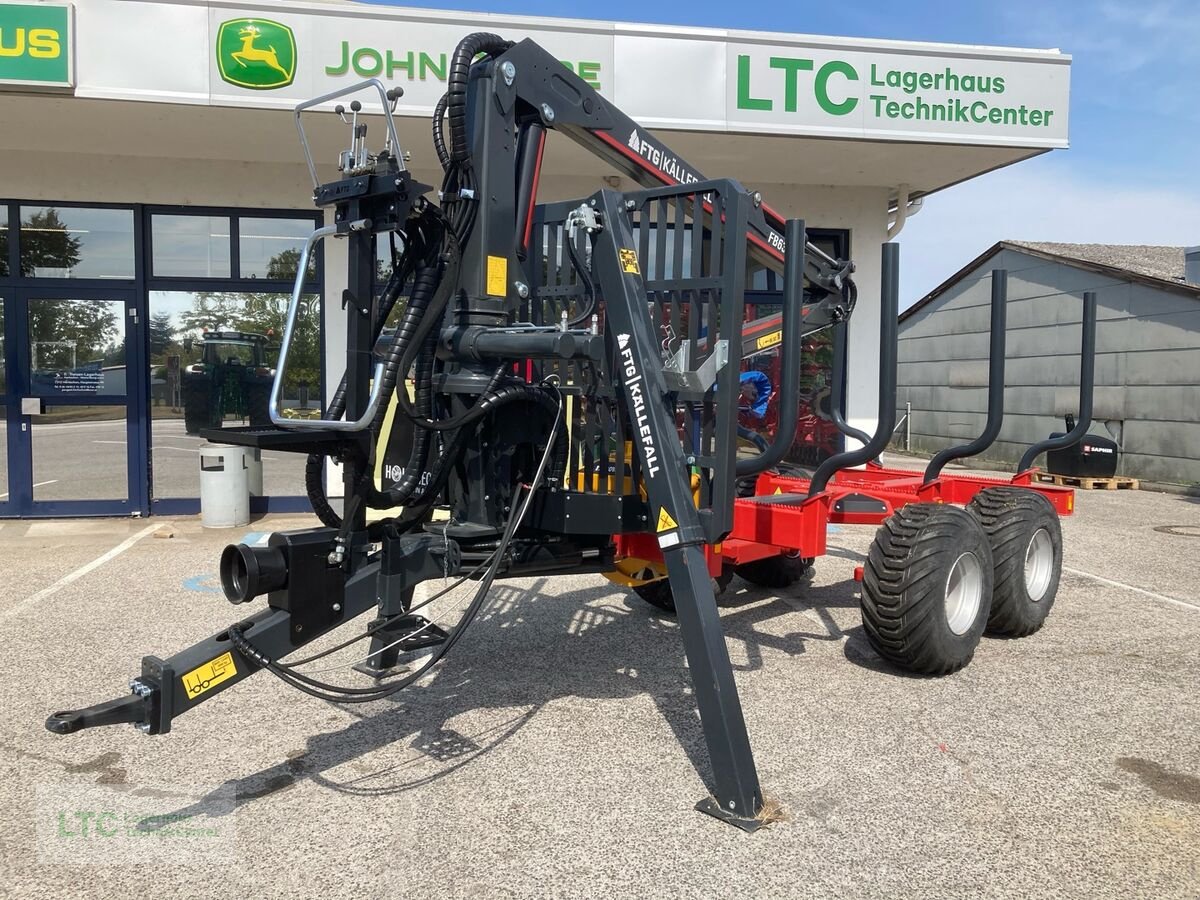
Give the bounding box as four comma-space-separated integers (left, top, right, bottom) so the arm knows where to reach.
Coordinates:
897, 247, 1200, 484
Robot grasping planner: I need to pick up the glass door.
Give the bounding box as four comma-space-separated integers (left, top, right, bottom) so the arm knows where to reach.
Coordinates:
0, 295, 11, 516
2, 288, 145, 516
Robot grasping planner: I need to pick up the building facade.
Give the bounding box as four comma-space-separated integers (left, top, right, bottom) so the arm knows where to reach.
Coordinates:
898, 242, 1200, 485
0, 0, 1071, 517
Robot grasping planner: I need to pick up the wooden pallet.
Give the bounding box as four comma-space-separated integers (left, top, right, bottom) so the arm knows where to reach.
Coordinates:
1035, 473, 1139, 491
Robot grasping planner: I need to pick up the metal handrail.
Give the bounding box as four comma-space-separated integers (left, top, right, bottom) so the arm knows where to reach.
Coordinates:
1017, 291, 1098, 472
807, 242, 900, 497
269, 224, 387, 432
923, 269, 1008, 483
293, 79, 406, 190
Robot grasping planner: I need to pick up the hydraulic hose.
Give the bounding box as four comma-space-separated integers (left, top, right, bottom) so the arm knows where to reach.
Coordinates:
305, 264, 409, 528
446, 33, 513, 163
304, 221, 446, 528
432, 92, 450, 171
372, 382, 568, 539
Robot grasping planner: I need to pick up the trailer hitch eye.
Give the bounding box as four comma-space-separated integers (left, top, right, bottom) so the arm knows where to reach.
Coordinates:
220, 543, 288, 605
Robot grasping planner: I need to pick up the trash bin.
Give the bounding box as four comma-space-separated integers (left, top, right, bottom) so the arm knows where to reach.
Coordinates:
246, 447, 264, 500
199, 443, 251, 528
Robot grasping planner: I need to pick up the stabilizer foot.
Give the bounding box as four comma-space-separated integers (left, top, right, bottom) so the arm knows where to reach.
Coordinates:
353, 614, 450, 678
695, 796, 767, 833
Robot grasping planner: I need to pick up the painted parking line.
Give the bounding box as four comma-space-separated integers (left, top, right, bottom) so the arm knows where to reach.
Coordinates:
1063, 565, 1200, 613
0, 480, 58, 500
3, 523, 162, 620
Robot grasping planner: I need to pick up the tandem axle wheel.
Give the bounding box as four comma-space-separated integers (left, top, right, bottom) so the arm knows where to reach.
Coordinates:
860, 489, 1064, 676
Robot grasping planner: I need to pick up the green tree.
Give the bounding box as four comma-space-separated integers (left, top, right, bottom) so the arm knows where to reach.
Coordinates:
20, 208, 81, 277
18, 208, 120, 374
27, 299, 119, 372
148, 312, 175, 358
264, 247, 317, 281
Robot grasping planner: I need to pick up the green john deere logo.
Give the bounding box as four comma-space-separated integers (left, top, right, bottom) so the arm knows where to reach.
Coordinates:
216, 18, 295, 90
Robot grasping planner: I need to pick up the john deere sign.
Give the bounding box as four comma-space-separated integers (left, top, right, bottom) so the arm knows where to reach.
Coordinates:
216, 18, 296, 90
0, 2, 72, 88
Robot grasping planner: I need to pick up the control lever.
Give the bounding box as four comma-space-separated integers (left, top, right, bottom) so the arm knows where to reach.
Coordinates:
384, 87, 404, 156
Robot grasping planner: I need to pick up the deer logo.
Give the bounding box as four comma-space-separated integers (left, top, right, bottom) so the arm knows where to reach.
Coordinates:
216, 18, 296, 90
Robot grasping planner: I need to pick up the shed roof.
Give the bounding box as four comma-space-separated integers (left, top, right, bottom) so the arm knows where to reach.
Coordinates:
901, 240, 1200, 322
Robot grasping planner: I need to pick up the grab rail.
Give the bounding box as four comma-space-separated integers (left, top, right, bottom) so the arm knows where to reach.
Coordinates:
269, 224, 387, 432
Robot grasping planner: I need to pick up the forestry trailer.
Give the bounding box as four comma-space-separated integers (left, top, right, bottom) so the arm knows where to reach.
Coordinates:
48, 34, 1095, 831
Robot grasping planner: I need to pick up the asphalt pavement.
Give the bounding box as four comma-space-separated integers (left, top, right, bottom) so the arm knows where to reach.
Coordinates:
0, 461, 1197, 898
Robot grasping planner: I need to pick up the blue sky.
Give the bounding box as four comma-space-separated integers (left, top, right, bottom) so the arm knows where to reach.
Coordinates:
360, 0, 1200, 304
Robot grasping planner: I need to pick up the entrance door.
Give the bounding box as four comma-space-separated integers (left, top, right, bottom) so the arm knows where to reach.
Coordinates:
0, 289, 146, 517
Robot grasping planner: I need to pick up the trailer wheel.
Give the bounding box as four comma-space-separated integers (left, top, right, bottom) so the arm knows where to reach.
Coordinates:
735, 553, 814, 589
966, 487, 1062, 637
861, 504, 993, 675
634, 570, 733, 614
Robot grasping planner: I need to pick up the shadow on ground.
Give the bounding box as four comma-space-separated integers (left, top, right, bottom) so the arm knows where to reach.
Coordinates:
145, 573, 866, 826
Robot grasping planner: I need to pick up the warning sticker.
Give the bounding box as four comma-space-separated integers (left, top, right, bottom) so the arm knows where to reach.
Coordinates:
756, 331, 782, 351
618, 248, 640, 274
486, 255, 508, 297
181, 652, 237, 699
656, 507, 678, 533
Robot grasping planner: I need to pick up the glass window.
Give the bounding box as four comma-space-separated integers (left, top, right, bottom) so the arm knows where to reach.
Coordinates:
239, 217, 316, 280
374, 232, 404, 292
147, 289, 321, 500
0, 299, 6, 498
19, 206, 135, 279
152, 215, 231, 278
0, 217, 9, 277
26, 298, 126, 397
0, 297, 6, 395
31, 405, 129, 501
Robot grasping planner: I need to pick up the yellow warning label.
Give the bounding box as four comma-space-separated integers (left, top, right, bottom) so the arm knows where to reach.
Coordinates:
756, 331, 783, 351
181, 652, 237, 699
618, 248, 640, 274
486, 255, 508, 297
656, 507, 678, 533
773, 487, 782, 495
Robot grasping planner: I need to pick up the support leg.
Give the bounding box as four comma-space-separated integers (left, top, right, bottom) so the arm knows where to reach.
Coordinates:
588, 187, 765, 828
665, 543, 765, 830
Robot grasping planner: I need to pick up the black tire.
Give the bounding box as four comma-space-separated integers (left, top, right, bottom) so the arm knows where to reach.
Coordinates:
633, 569, 733, 614
246, 383, 271, 428
861, 503, 993, 676
182, 378, 212, 435
735, 553, 813, 589
966, 487, 1062, 637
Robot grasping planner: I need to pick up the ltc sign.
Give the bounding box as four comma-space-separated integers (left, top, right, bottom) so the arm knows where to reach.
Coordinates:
0, 1, 72, 88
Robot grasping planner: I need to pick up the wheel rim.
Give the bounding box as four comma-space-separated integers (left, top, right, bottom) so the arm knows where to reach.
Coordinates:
1024, 528, 1054, 602
944, 551, 984, 635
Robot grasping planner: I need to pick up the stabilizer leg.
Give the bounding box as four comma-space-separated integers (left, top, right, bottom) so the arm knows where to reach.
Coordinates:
590, 187, 765, 828
663, 544, 765, 830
